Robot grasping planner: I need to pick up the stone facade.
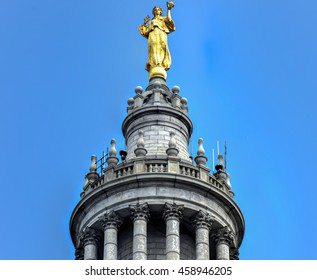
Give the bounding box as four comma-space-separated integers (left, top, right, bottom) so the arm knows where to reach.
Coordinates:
70, 77, 245, 260
123, 80, 192, 162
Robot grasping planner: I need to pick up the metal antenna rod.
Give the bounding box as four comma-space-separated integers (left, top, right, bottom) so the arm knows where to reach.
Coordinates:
102, 150, 105, 170
224, 141, 227, 170
217, 141, 220, 155
212, 148, 215, 172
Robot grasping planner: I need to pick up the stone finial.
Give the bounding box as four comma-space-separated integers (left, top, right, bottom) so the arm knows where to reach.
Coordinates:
171, 86, 181, 108
128, 97, 134, 105
153, 80, 161, 90
180, 97, 188, 112
135, 86, 143, 95
127, 97, 135, 107
134, 130, 147, 157
152, 80, 162, 104
106, 139, 119, 167
83, 154, 99, 192
89, 155, 97, 173
166, 131, 179, 156
197, 138, 205, 156
172, 85, 180, 95
214, 153, 232, 191
137, 130, 145, 148
226, 173, 232, 189
127, 98, 135, 113
215, 154, 225, 171
195, 138, 208, 165
169, 131, 176, 148
109, 139, 117, 157
133, 87, 145, 108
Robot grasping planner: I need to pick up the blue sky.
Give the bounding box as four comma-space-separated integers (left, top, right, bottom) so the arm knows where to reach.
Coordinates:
0, 0, 316, 259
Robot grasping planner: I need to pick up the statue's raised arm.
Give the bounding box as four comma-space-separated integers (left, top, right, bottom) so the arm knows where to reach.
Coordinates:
138, 2, 176, 80
167, 0, 175, 20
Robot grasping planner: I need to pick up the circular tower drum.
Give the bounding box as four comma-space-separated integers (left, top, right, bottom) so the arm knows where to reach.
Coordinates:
69, 77, 245, 260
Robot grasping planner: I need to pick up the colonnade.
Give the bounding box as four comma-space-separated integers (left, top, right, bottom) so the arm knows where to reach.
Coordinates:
77, 202, 236, 260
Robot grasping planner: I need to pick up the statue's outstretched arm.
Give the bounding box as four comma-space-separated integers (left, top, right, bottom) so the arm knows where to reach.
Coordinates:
166, 1, 175, 21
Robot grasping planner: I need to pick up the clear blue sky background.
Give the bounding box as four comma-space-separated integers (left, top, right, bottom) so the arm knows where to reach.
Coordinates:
0, 0, 316, 260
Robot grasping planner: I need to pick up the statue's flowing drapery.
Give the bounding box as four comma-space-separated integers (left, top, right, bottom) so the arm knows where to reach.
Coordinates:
139, 15, 175, 72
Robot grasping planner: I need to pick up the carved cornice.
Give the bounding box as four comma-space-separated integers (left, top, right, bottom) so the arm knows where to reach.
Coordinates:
163, 202, 184, 221
192, 210, 215, 230
129, 202, 150, 221
212, 226, 234, 246
70, 172, 245, 249
99, 211, 123, 230
80, 227, 101, 247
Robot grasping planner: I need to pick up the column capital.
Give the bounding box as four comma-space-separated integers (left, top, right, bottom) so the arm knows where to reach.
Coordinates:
163, 202, 184, 221
192, 210, 215, 230
80, 227, 101, 247
212, 226, 234, 246
130, 202, 150, 221
99, 211, 123, 230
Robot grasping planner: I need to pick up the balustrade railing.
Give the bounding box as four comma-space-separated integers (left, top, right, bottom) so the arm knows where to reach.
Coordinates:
179, 164, 199, 178
115, 165, 134, 178
146, 162, 167, 173
85, 157, 232, 197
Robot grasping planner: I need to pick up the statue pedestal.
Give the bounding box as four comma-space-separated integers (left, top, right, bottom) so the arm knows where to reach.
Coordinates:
149, 66, 167, 80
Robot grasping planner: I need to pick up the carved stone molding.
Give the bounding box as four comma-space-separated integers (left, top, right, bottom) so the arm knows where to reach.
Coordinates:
192, 210, 215, 230
129, 202, 150, 221
80, 227, 101, 247
99, 211, 123, 230
163, 202, 184, 221
212, 226, 234, 246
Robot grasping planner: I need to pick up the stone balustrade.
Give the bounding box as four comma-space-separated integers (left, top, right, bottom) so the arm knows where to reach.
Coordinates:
82, 158, 233, 198
115, 165, 134, 178
146, 162, 168, 173
180, 164, 199, 178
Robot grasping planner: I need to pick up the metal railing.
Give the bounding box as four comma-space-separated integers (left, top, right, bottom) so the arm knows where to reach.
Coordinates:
95, 149, 108, 176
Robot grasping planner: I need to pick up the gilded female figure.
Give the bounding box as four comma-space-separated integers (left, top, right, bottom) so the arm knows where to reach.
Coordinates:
139, 2, 175, 79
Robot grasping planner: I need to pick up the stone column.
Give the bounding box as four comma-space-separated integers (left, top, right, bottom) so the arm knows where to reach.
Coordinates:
230, 248, 240, 260
130, 203, 150, 260
213, 227, 234, 260
81, 227, 101, 260
192, 211, 214, 260
99, 211, 122, 260
75, 247, 84, 260
163, 203, 184, 260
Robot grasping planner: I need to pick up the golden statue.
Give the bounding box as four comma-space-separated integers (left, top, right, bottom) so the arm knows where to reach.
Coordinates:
139, 1, 176, 80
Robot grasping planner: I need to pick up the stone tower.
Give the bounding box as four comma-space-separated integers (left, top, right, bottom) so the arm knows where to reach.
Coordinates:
69, 4, 244, 261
